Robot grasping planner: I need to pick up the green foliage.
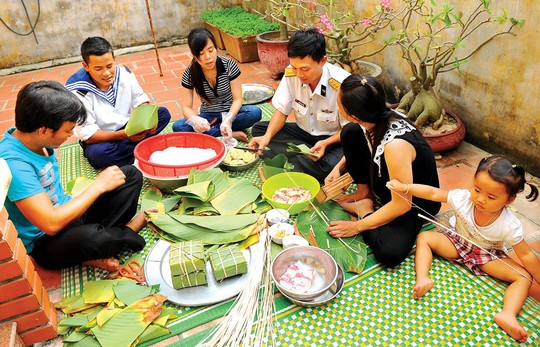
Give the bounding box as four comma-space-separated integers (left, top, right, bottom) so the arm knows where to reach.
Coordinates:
201, 6, 279, 38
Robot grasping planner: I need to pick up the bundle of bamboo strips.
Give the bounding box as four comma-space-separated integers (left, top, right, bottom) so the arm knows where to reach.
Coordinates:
197, 229, 276, 347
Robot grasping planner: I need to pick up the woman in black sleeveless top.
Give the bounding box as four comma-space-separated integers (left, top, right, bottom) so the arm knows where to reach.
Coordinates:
326, 74, 441, 267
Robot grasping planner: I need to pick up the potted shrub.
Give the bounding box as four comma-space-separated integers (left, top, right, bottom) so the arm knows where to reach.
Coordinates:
201, 7, 279, 63
378, 0, 524, 151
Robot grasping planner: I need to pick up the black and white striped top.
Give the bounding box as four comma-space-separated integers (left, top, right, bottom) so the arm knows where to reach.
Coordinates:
181, 56, 241, 113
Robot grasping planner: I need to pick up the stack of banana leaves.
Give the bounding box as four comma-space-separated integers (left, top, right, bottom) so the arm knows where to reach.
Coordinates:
56, 278, 177, 346
143, 168, 270, 245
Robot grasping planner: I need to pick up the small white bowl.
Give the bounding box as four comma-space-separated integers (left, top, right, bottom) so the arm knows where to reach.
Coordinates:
266, 208, 290, 225
282, 235, 309, 249
268, 223, 295, 245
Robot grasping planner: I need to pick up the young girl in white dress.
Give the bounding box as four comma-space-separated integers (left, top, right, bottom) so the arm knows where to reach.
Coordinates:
387, 155, 540, 343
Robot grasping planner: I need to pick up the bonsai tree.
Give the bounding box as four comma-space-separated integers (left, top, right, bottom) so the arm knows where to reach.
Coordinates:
385, 0, 524, 129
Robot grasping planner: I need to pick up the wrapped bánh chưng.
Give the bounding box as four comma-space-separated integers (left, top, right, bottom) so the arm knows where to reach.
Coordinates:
209, 245, 248, 281
169, 240, 207, 289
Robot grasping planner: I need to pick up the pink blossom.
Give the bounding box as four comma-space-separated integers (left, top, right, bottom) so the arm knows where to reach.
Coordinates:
362, 18, 374, 27
381, 0, 391, 9
315, 26, 325, 34
319, 14, 335, 31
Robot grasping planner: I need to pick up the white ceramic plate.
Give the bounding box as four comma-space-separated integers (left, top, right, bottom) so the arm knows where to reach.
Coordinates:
144, 239, 252, 306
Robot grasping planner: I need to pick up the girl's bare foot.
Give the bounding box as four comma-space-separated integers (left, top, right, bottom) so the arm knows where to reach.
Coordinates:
494, 311, 528, 342
126, 209, 155, 233
83, 257, 120, 272
232, 131, 249, 143
413, 277, 434, 298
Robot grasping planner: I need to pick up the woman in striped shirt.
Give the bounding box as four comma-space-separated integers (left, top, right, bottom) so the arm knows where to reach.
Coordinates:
172, 28, 261, 142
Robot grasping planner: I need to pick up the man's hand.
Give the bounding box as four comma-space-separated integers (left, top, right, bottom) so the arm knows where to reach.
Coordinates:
127, 130, 148, 142
94, 166, 126, 193
186, 115, 211, 133
248, 136, 269, 155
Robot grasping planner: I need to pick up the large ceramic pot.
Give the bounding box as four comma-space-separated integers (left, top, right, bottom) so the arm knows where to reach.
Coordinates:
256, 31, 294, 80
423, 109, 466, 153
390, 105, 466, 152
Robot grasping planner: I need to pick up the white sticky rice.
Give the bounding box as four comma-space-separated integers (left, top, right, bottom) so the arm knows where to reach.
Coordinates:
149, 147, 217, 166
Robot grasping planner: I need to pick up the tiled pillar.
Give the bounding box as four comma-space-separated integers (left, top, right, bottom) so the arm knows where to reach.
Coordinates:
0, 202, 58, 345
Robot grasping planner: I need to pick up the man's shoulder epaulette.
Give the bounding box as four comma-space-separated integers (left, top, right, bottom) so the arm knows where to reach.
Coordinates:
76, 90, 88, 97
328, 78, 341, 91
123, 65, 132, 74
284, 67, 296, 77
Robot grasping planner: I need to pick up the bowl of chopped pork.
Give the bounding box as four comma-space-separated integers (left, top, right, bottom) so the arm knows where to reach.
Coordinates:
261, 172, 320, 215
271, 245, 338, 301
134, 133, 226, 192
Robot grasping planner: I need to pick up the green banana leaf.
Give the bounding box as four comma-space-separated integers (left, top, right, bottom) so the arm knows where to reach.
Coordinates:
287, 142, 320, 158
82, 280, 119, 304
187, 168, 231, 197
66, 335, 102, 346
136, 314, 171, 344
162, 195, 182, 212
296, 200, 367, 274
148, 212, 253, 244
174, 181, 214, 201
96, 307, 122, 327
262, 153, 292, 179
113, 279, 159, 306
66, 177, 94, 196
140, 188, 165, 213
211, 178, 261, 215
91, 294, 166, 347
168, 213, 260, 231
125, 104, 158, 136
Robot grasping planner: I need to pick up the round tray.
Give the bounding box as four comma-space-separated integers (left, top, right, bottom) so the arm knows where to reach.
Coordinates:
242, 83, 275, 105
280, 264, 344, 307
144, 239, 253, 306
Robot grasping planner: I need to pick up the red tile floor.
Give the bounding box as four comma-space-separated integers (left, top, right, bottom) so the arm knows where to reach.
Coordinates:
1, 44, 539, 305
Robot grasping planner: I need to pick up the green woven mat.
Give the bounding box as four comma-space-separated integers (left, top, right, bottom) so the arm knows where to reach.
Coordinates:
59, 103, 540, 346
170, 256, 540, 347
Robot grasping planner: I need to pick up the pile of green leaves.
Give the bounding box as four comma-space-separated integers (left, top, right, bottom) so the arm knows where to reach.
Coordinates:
201, 6, 279, 37
145, 168, 271, 245
56, 279, 177, 347
296, 200, 368, 274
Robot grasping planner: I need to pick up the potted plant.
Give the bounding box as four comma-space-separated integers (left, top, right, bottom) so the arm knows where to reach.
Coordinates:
251, 1, 305, 79
379, 0, 524, 151
201, 7, 279, 63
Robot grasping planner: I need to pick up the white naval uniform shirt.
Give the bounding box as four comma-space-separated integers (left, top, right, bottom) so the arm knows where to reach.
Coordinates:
271, 62, 350, 136
73, 66, 150, 141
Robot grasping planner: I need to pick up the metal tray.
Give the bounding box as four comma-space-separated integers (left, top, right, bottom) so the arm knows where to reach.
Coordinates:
144, 239, 252, 306
280, 265, 344, 307
242, 83, 275, 105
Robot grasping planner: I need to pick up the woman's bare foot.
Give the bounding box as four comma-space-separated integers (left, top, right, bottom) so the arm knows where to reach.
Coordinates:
232, 131, 249, 143
356, 198, 374, 218
83, 257, 120, 272
126, 209, 154, 233
413, 277, 434, 298
494, 311, 528, 342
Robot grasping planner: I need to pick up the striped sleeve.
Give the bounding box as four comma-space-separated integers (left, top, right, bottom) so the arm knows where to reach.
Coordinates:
181, 67, 194, 89
225, 58, 241, 81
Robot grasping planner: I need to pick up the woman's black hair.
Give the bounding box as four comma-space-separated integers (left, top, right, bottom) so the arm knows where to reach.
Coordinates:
476, 155, 538, 201
15, 80, 87, 133
187, 28, 217, 104
339, 74, 417, 190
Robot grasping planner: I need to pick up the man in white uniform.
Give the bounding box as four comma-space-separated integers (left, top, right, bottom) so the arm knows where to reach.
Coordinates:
249, 29, 350, 182
66, 37, 171, 169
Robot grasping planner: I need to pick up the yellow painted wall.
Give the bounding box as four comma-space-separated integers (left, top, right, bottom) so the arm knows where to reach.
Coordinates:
0, 0, 240, 69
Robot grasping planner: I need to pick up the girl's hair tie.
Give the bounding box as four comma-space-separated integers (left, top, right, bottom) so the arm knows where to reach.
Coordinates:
361, 78, 368, 86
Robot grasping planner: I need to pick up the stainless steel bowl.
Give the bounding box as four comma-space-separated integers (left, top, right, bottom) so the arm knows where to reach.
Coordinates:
271, 246, 338, 301
220, 157, 259, 172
